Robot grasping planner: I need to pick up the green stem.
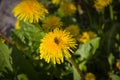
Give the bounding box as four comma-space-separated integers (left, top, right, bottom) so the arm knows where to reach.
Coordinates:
68, 58, 84, 80
0, 33, 14, 45
109, 5, 114, 20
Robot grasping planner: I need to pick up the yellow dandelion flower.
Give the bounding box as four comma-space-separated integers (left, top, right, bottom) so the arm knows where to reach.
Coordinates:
116, 60, 120, 69
94, 2, 105, 10
77, 32, 90, 43
85, 73, 96, 80
12, 0, 48, 23
15, 20, 20, 29
42, 16, 63, 31
59, 2, 76, 16
94, 0, 112, 10
39, 28, 77, 64
65, 25, 80, 37
77, 31, 97, 43
51, 0, 61, 5
88, 31, 97, 39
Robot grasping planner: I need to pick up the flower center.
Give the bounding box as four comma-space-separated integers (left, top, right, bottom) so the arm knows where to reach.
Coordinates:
54, 37, 59, 45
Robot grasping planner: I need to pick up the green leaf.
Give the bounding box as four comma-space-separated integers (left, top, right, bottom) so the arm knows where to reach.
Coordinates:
12, 30, 26, 44
20, 21, 44, 41
0, 43, 13, 72
79, 61, 87, 71
75, 42, 91, 60
75, 37, 100, 60
110, 74, 120, 80
12, 47, 39, 80
11, 21, 45, 55
17, 73, 29, 80
108, 53, 115, 68
89, 37, 100, 54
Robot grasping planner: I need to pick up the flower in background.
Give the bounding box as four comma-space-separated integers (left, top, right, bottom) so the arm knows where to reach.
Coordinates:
94, 0, 112, 10
116, 60, 120, 69
77, 31, 97, 43
85, 73, 96, 80
88, 31, 97, 39
15, 20, 20, 29
65, 25, 80, 37
12, 0, 48, 23
51, 0, 61, 5
39, 28, 77, 64
59, 2, 76, 16
42, 16, 63, 31
77, 32, 90, 43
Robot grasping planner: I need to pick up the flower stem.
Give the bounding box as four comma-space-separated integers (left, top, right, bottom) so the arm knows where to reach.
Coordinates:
68, 58, 84, 80
0, 33, 14, 45
109, 5, 114, 20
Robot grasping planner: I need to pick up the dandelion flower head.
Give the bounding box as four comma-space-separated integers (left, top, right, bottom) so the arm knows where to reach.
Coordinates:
85, 73, 96, 80
65, 25, 80, 37
39, 28, 77, 64
12, 0, 48, 23
42, 16, 63, 31
59, 2, 76, 16
77, 32, 90, 43
77, 31, 97, 43
94, 0, 112, 10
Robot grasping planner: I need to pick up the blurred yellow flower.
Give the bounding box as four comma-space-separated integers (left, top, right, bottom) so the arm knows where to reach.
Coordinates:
39, 29, 77, 64
116, 60, 120, 69
15, 20, 20, 29
12, 0, 48, 23
77, 31, 97, 43
85, 73, 96, 80
94, 0, 112, 10
78, 32, 90, 43
88, 31, 97, 39
51, 0, 60, 4
59, 2, 76, 16
42, 16, 63, 31
65, 25, 80, 37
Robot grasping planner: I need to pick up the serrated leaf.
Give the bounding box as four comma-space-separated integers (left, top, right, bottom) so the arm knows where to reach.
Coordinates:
75, 37, 100, 60
12, 21, 45, 44
0, 43, 13, 72
12, 30, 26, 44
20, 21, 44, 41
11, 21, 45, 55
